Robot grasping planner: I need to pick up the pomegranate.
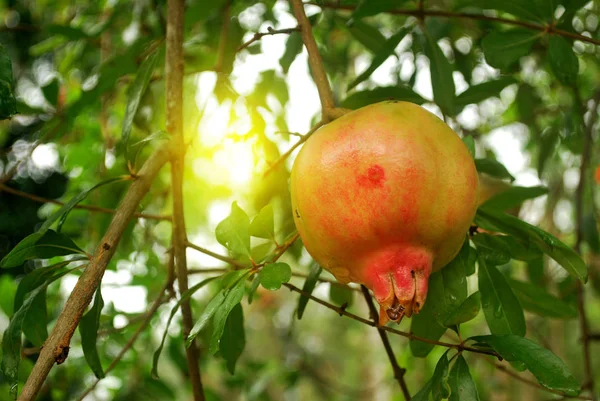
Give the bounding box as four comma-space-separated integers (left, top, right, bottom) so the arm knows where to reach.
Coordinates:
290, 101, 478, 324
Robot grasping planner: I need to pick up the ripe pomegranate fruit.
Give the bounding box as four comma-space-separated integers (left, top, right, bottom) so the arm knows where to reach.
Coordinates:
290, 101, 478, 324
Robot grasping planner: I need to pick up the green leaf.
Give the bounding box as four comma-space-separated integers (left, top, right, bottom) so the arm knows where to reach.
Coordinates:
478, 259, 526, 336
455, 77, 517, 111
431, 351, 451, 400
342, 18, 387, 53
582, 214, 600, 253
210, 277, 247, 355
547, 36, 579, 85
79, 286, 105, 379
297, 263, 322, 319
0, 275, 16, 317
215, 202, 251, 259
259, 262, 292, 291
41, 78, 60, 106
14, 261, 73, 310
328, 284, 354, 307
482, 30, 539, 70
428, 248, 469, 326
0, 44, 17, 119
247, 275, 261, 304
341, 86, 426, 109
250, 243, 273, 264
475, 207, 587, 281
152, 276, 218, 378
449, 355, 481, 401
187, 290, 226, 347
1, 268, 71, 397
347, 27, 411, 90
220, 303, 245, 374
424, 31, 455, 116
470, 335, 581, 395
482, 186, 548, 211
444, 292, 482, 326
351, 0, 409, 20
465, 0, 550, 22
122, 48, 160, 154
0, 230, 85, 268
411, 379, 433, 401
472, 233, 511, 265
462, 136, 475, 159
475, 159, 515, 181
22, 288, 48, 347
249, 204, 275, 240
40, 176, 126, 233
508, 279, 577, 318
279, 32, 303, 74
410, 292, 447, 357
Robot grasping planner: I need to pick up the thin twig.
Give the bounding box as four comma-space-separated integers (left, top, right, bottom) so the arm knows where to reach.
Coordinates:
75, 281, 173, 401
17, 144, 173, 401
237, 26, 300, 52
573, 88, 599, 400
166, 0, 205, 399
361, 285, 411, 400
308, 2, 600, 47
0, 183, 172, 221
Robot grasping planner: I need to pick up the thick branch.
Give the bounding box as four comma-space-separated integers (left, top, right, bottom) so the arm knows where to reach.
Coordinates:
361, 285, 411, 400
0, 183, 172, 221
17, 144, 172, 401
309, 2, 600, 47
166, 0, 205, 399
289, 0, 337, 120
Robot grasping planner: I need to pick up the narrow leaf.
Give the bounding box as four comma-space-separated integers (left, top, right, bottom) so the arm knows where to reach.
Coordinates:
472, 233, 512, 265
22, 289, 48, 347
508, 279, 577, 318
412, 379, 433, 401
351, 0, 410, 20
455, 77, 517, 110
431, 351, 451, 400
210, 277, 247, 355
79, 286, 105, 378
449, 355, 481, 401
297, 263, 322, 319
341, 86, 426, 109
342, 18, 387, 53
471, 335, 581, 395
478, 259, 526, 336
444, 292, 482, 326
410, 293, 447, 357
548, 36, 579, 85
475, 159, 515, 181
1, 230, 85, 268
187, 290, 226, 346
424, 32, 455, 116
482, 30, 539, 70
220, 303, 245, 374
482, 186, 548, 211
0, 44, 17, 119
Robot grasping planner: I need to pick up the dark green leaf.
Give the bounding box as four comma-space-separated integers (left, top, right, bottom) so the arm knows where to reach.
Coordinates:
497, 236, 543, 261
279, 32, 303, 74
478, 259, 526, 336
431, 351, 451, 400
455, 77, 517, 111
475, 159, 515, 181
508, 279, 577, 318
259, 262, 292, 291
428, 248, 469, 326
152, 276, 218, 379
482, 30, 538, 70
347, 27, 411, 90
249, 204, 275, 240
247, 275, 261, 304
444, 292, 481, 326
0, 275, 16, 317
328, 284, 354, 307
462, 136, 475, 159
341, 86, 426, 109
0, 44, 16, 119
470, 335, 580, 395
187, 290, 226, 347
210, 277, 247, 354
215, 202, 251, 259
79, 286, 105, 379
482, 186, 548, 211
351, 0, 410, 20
0, 230, 85, 268
47, 24, 89, 40
411, 379, 433, 401
465, 0, 550, 22
22, 288, 48, 347
41, 78, 60, 106
547, 36, 579, 85
583, 214, 600, 253
475, 207, 587, 281
449, 355, 481, 401
472, 233, 511, 265
122, 48, 160, 153
14, 261, 73, 310
220, 303, 245, 374
410, 292, 447, 357
342, 18, 387, 53
297, 263, 322, 319
424, 31, 455, 116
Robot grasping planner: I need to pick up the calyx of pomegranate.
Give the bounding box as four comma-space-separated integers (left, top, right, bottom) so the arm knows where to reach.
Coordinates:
290, 101, 479, 325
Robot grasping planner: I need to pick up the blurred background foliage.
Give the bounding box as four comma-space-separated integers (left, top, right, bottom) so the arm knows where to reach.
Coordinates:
0, 0, 599, 400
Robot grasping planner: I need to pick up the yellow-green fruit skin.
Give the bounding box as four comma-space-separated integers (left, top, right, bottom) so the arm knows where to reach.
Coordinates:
290, 101, 479, 318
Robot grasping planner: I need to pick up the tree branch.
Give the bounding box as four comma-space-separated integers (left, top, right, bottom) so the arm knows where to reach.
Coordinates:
17, 144, 173, 401
237, 26, 300, 52
166, 0, 205, 399
309, 2, 600, 47
0, 183, 172, 221
361, 285, 411, 400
